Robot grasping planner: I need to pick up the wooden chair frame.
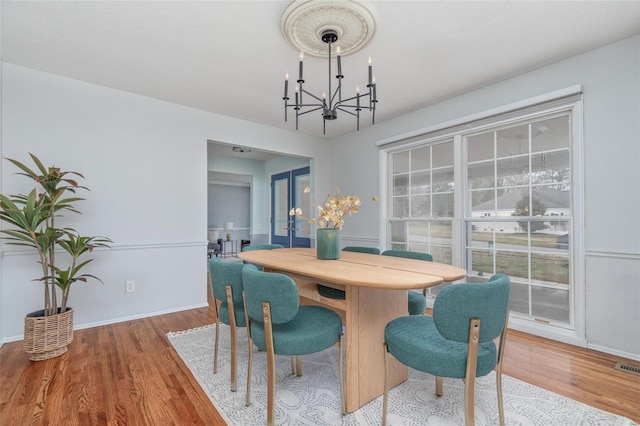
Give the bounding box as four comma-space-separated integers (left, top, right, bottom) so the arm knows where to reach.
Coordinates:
382, 310, 510, 426
243, 295, 345, 426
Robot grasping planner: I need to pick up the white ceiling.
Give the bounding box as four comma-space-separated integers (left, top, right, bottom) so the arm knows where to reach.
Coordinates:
2, 1, 639, 140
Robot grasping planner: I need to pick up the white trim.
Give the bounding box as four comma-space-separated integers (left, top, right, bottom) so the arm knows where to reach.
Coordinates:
585, 250, 640, 260
376, 85, 583, 147
0, 303, 208, 343
1, 241, 205, 257
587, 343, 640, 363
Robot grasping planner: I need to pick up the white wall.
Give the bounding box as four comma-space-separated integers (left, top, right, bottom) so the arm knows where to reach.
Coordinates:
1, 63, 328, 341
330, 35, 640, 359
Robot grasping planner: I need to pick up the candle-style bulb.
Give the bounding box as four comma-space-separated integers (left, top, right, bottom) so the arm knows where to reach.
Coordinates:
368, 57, 372, 65
285, 72, 289, 80
300, 52, 304, 60
356, 85, 360, 93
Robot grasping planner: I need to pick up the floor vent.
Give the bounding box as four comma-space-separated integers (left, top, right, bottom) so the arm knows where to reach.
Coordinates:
614, 362, 640, 376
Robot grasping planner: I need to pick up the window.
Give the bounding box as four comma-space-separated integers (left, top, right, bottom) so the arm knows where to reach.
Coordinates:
385, 91, 581, 334
389, 139, 454, 296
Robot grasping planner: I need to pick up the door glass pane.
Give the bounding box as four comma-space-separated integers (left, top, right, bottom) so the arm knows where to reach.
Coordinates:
274, 179, 288, 237
294, 174, 310, 238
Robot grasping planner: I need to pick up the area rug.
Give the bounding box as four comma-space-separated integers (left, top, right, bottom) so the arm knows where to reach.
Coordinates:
167, 324, 636, 425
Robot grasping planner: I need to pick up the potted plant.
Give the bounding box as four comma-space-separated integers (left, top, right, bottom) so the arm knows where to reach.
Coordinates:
0, 153, 111, 360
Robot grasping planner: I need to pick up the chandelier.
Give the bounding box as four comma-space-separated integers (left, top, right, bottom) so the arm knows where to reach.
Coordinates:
280, 0, 378, 134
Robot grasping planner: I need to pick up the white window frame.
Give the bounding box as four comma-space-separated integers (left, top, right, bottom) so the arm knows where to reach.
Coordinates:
378, 86, 586, 346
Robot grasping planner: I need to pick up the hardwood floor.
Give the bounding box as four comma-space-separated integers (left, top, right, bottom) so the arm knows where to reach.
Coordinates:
1, 307, 638, 425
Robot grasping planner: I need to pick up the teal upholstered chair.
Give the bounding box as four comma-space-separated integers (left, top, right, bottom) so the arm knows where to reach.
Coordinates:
317, 246, 381, 299
241, 244, 285, 252
208, 258, 247, 391
382, 274, 511, 426
242, 265, 345, 426
241, 244, 284, 270
381, 250, 434, 316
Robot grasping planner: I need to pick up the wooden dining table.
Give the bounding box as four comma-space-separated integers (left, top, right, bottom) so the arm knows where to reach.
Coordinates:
238, 247, 467, 413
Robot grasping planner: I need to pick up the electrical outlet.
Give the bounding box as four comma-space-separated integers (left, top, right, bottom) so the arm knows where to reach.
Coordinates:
125, 280, 136, 293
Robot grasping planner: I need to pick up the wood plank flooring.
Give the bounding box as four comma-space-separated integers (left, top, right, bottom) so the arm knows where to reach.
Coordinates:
1, 306, 638, 425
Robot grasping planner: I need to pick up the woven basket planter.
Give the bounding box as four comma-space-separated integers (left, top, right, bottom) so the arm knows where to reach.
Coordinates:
23, 308, 74, 361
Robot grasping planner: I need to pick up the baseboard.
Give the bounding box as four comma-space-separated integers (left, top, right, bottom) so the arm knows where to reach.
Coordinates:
587, 343, 640, 363
0, 303, 209, 344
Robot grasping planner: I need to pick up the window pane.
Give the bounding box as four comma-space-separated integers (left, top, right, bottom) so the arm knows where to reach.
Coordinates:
497, 156, 529, 186
531, 285, 570, 322
531, 253, 569, 284
471, 189, 496, 214
531, 225, 570, 255
469, 249, 494, 275
532, 151, 570, 187
393, 174, 408, 196
393, 196, 409, 218
432, 167, 454, 192
411, 194, 430, 217
532, 115, 570, 152
390, 221, 407, 243
274, 179, 288, 237
497, 124, 529, 157
411, 171, 430, 194
433, 193, 454, 217
411, 146, 430, 171
294, 174, 311, 238
467, 133, 494, 162
432, 141, 454, 168
468, 161, 494, 189
392, 151, 410, 173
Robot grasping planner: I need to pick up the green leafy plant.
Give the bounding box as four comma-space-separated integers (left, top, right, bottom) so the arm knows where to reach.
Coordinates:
0, 153, 112, 316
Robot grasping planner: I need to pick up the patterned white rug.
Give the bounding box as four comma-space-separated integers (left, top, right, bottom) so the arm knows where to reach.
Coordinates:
167, 324, 636, 426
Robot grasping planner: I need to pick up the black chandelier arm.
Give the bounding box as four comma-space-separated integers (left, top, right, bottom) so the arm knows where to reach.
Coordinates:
300, 88, 325, 104
335, 106, 359, 117
296, 106, 324, 116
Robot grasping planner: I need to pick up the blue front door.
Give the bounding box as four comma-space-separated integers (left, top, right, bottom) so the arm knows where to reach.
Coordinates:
271, 166, 311, 248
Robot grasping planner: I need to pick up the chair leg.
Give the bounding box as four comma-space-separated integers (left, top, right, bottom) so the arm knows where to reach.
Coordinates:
382, 343, 390, 426
464, 318, 481, 426
226, 286, 237, 392
495, 310, 509, 426
290, 357, 295, 375
496, 370, 504, 426
435, 376, 443, 396
243, 292, 252, 407
263, 302, 276, 426
212, 297, 220, 375
296, 356, 303, 377
338, 333, 345, 415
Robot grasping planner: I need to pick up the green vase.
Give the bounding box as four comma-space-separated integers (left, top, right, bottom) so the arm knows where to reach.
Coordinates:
316, 228, 340, 260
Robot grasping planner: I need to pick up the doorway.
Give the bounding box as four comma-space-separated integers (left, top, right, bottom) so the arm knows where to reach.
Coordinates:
271, 166, 311, 248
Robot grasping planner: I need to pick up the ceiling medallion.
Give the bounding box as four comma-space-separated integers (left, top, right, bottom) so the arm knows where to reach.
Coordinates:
281, 1, 378, 134
281, 0, 376, 58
